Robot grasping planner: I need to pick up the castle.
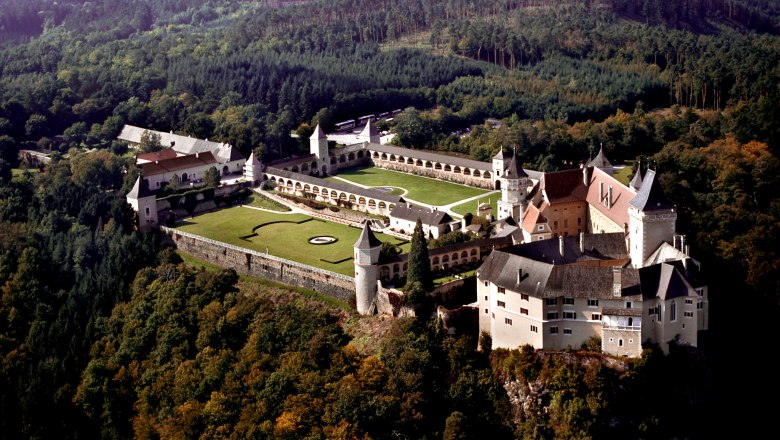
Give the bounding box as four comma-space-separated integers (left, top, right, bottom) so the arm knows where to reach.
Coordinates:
125, 123, 708, 357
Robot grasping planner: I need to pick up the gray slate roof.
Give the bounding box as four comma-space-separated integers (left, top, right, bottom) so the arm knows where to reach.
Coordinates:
355, 220, 382, 249
629, 164, 644, 191
505, 233, 629, 265
390, 203, 454, 226
629, 169, 675, 211
504, 149, 529, 179
127, 176, 153, 198
588, 144, 613, 169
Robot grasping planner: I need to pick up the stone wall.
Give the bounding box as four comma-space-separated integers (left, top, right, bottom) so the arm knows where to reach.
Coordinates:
161, 227, 356, 303
376, 284, 416, 317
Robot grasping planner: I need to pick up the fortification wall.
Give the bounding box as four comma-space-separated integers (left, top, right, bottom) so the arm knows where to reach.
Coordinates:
376, 285, 416, 317
370, 159, 495, 189
161, 227, 355, 303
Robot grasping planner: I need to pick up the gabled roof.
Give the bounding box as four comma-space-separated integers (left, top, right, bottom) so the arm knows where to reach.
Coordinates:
118, 125, 228, 157
588, 144, 613, 169
355, 220, 382, 249
136, 148, 178, 163
520, 203, 548, 234
639, 262, 696, 300
390, 203, 454, 226
540, 168, 588, 203
643, 242, 687, 267
138, 152, 218, 176
310, 123, 326, 140
584, 167, 634, 228
127, 176, 153, 198
629, 169, 675, 211
212, 144, 246, 163
504, 149, 528, 179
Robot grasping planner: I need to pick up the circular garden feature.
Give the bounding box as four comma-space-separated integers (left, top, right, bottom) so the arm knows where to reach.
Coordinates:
308, 235, 338, 245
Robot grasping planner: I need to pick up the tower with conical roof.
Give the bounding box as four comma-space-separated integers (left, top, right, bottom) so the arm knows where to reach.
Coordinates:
243, 152, 264, 185
589, 143, 614, 175
629, 160, 644, 192
353, 220, 383, 314
310, 123, 329, 175
126, 176, 158, 232
497, 148, 530, 223
628, 169, 677, 267
359, 119, 380, 144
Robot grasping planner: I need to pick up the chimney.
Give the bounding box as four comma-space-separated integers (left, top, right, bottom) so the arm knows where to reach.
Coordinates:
612, 267, 622, 297
582, 166, 590, 186
579, 232, 585, 254
674, 235, 678, 249
607, 185, 613, 209
680, 235, 686, 252
685, 245, 690, 257
517, 268, 523, 285
559, 235, 565, 259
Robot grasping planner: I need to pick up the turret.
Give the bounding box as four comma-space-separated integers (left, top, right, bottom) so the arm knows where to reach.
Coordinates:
243, 152, 264, 186
359, 119, 381, 144
353, 220, 383, 314
310, 123, 329, 175
126, 176, 158, 232
629, 160, 644, 192
589, 143, 614, 176
497, 148, 530, 223
492, 148, 508, 189
628, 169, 676, 267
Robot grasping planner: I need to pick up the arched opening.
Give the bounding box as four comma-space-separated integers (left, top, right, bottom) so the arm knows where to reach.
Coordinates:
181, 173, 189, 182
494, 179, 501, 190
222, 166, 229, 175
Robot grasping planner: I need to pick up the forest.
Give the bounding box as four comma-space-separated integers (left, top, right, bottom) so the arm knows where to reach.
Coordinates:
0, 0, 778, 438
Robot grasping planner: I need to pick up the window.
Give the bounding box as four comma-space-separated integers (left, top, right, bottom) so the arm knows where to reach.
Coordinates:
685, 299, 693, 305
684, 311, 694, 318
520, 293, 529, 301
497, 301, 506, 308
591, 313, 602, 321
530, 325, 538, 333
550, 326, 558, 334
629, 339, 633, 344
498, 287, 505, 294
553, 221, 558, 230
609, 337, 614, 342
144, 206, 151, 218
697, 302, 703, 310
546, 298, 557, 306
563, 311, 576, 319
484, 296, 488, 301
578, 217, 582, 225
547, 312, 558, 320
520, 308, 529, 315
484, 309, 488, 314
587, 299, 599, 307
670, 301, 677, 322
625, 301, 632, 309
505, 318, 513, 325
563, 328, 572, 335
484, 281, 488, 287
618, 339, 624, 347
537, 225, 544, 231
563, 297, 574, 305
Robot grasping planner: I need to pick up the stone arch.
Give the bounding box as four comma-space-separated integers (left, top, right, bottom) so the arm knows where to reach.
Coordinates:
291, 165, 299, 173
444, 164, 452, 172
311, 161, 317, 171
222, 165, 229, 175
304, 184, 311, 193
330, 157, 337, 165
402, 262, 408, 271
301, 163, 309, 172
393, 264, 400, 273
442, 255, 449, 263
348, 152, 355, 161
378, 201, 386, 211
453, 166, 461, 174
432, 256, 440, 265
381, 153, 388, 160
451, 252, 459, 261
320, 187, 329, 196
484, 171, 491, 179
415, 159, 423, 167
470, 249, 478, 257
285, 180, 293, 188
368, 199, 377, 209
494, 179, 501, 190
434, 163, 442, 170
295, 182, 303, 191
357, 150, 364, 158
425, 161, 432, 168
349, 195, 357, 204
321, 164, 327, 175
181, 173, 189, 182
460, 251, 468, 260
406, 158, 414, 164
330, 190, 338, 199
380, 266, 390, 279
339, 154, 346, 163
397, 155, 405, 163
358, 197, 366, 206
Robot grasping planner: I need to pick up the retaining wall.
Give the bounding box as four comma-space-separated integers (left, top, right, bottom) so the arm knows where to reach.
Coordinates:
161, 227, 356, 303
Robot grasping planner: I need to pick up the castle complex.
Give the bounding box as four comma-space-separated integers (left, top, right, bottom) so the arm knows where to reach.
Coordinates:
125, 122, 708, 357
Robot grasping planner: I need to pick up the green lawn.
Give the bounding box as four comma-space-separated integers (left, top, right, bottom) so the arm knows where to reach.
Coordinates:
243, 192, 291, 212
174, 206, 408, 276
327, 167, 490, 206
613, 161, 635, 186
450, 193, 499, 217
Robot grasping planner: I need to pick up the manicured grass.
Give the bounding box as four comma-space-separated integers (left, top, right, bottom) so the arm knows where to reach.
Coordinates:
174, 206, 408, 276
450, 192, 499, 217
243, 192, 291, 212
613, 161, 635, 186
327, 167, 490, 206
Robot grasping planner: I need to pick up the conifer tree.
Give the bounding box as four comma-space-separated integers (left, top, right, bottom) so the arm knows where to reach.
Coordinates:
405, 218, 433, 296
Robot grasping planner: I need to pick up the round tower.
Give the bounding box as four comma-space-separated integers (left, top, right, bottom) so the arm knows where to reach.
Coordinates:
353, 220, 382, 314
